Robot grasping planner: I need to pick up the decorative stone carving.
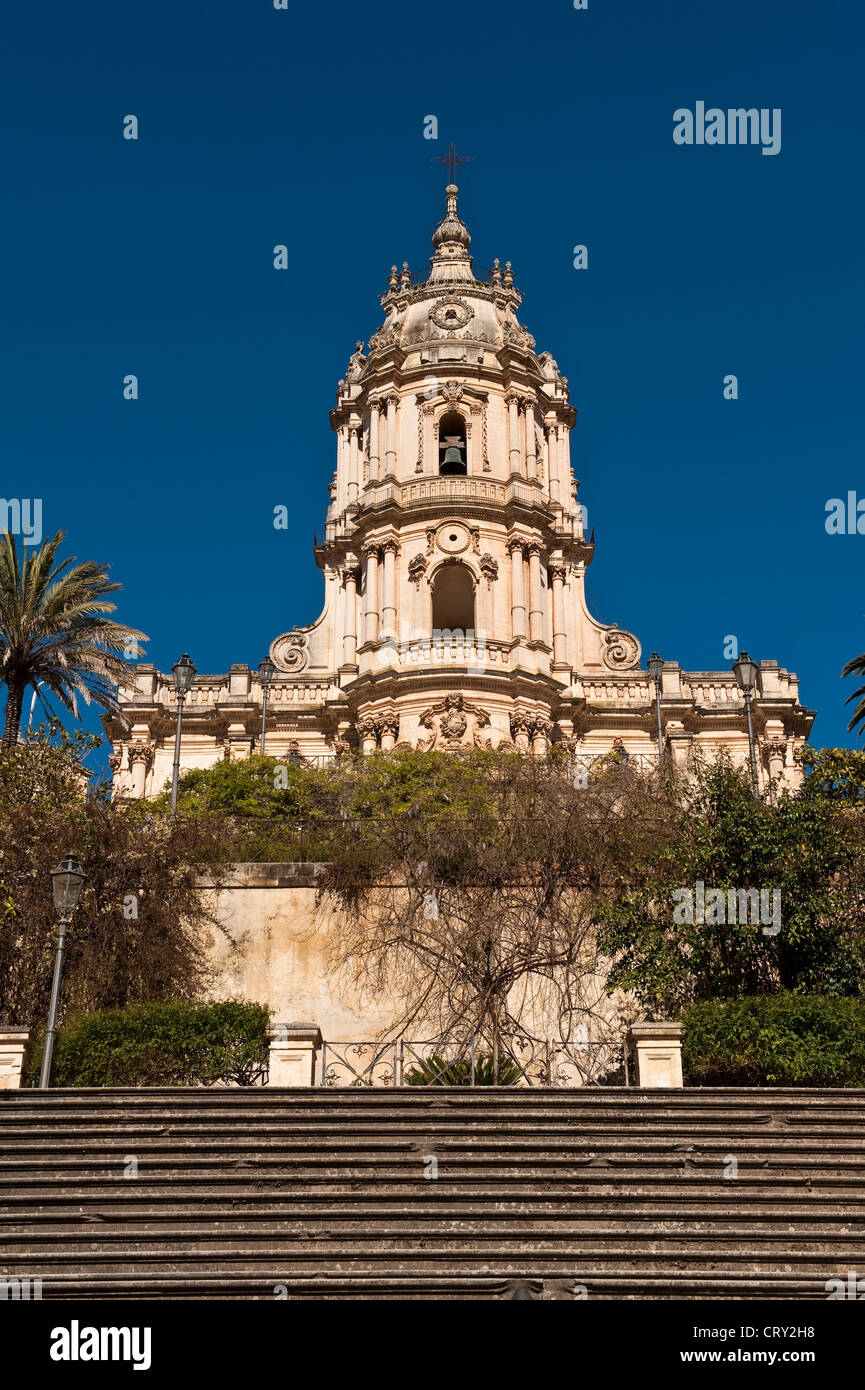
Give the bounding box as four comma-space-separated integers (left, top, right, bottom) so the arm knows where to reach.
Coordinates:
355, 715, 379, 743
108, 750, 122, 772
442, 379, 464, 404
418, 693, 491, 750
346, 340, 366, 380
408, 554, 428, 586
602, 627, 642, 671
127, 742, 153, 769
436, 522, 471, 555
479, 553, 499, 585
430, 296, 473, 331
271, 630, 309, 674
376, 713, 400, 739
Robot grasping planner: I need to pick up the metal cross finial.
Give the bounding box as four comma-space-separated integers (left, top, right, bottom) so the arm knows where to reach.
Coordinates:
432, 142, 473, 183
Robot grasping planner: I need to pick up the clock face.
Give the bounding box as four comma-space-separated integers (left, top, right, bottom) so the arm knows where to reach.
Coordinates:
430, 296, 473, 331
436, 523, 471, 555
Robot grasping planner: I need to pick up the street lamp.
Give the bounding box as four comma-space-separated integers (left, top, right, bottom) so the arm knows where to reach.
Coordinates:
258, 657, 276, 755
170, 653, 196, 818
40, 856, 86, 1088
647, 652, 665, 763
733, 650, 760, 791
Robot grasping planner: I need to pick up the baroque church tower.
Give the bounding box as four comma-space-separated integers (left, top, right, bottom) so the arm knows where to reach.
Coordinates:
108, 184, 812, 791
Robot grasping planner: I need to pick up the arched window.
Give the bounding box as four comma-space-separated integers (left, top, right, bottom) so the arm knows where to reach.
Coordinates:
431, 563, 475, 636
438, 411, 467, 476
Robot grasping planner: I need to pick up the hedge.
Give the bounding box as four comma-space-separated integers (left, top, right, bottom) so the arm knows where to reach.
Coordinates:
682, 994, 865, 1087
32, 1000, 272, 1087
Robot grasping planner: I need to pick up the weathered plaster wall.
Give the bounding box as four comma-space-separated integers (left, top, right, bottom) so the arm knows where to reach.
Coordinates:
202, 865, 400, 1038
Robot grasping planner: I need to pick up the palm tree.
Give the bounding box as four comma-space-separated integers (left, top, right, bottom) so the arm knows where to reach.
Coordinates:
842, 650, 865, 737
0, 530, 148, 749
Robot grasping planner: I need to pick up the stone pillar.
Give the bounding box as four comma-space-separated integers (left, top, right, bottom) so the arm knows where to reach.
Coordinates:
384, 394, 398, 478
628, 1023, 684, 1089
510, 712, 531, 753
545, 423, 559, 503
549, 561, 568, 669
531, 716, 553, 756
267, 1024, 322, 1087
527, 543, 544, 643
557, 424, 570, 506
363, 545, 380, 645
508, 540, 527, 640
127, 742, 152, 799
347, 425, 360, 507
0, 1029, 30, 1090
378, 714, 399, 752
340, 564, 359, 668
356, 715, 379, 754
524, 401, 537, 481
507, 394, 523, 477
380, 540, 399, 639
368, 400, 381, 483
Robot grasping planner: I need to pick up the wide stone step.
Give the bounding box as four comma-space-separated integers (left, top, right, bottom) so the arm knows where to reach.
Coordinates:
2, 1087, 862, 1298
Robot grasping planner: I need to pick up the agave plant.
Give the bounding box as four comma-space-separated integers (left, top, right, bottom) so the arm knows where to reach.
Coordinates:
0, 530, 147, 748
405, 1051, 522, 1086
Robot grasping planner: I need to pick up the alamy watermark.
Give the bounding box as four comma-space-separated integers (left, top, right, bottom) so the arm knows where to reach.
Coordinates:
0, 498, 42, 545
673, 103, 781, 157
672, 880, 781, 935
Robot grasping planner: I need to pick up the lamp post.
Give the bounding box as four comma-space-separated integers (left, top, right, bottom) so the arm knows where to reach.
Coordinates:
733, 650, 760, 792
258, 658, 275, 755
170, 653, 196, 818
40, 856, 86, 1089
647, 652, 665, 764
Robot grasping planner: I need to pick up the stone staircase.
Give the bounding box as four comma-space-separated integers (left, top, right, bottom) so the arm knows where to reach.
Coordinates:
1, 1087, 863, 1299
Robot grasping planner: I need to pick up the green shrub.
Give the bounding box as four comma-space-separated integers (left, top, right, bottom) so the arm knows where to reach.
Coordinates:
405, 1052, 522, 1086
682, 994, 865, 1086
33, 999, 271, 1087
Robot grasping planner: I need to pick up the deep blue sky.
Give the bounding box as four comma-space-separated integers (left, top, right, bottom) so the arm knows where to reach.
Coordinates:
2, 0, 863, 771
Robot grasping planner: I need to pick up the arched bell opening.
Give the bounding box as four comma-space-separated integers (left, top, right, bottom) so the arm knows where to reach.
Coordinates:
431, 563, 475, 637
438, 411, 467, 476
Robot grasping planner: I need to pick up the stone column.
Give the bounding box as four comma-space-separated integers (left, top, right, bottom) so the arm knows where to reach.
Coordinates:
0, 1029, 30, 1090
378, 714, 399, 752
368, 400, 381, 483
510, 712, 531, 753
763, 732, 788, 792
507, 394, 523, 477
527, 543, 544, 643
363, 545, 380, 645
508, 540, 527, 641
546, 423, 559, 503
127, 742, 152, 799
628, 1023, 684, 1089
557, 424, 570, 506
384, 394, 398, 478
340, 564, 359, 668
356, 715, 379, 754
531, 716, 553, 756
347, 425, 360, 507
380, 539, 399, 639
267, 1024, 322, 1087
549, 561, 568, 669
524, 401, 537, 481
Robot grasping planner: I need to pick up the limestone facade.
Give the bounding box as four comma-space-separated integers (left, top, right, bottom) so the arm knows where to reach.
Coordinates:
106, 184, 813, 793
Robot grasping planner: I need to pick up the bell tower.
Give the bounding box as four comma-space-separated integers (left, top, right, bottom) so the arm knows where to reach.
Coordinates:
312, 178, 624, 754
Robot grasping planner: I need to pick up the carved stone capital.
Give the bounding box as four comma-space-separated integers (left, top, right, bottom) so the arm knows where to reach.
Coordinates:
127, 741, 153, 769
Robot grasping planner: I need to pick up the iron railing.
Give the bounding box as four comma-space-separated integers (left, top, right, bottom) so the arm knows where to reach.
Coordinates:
319, 1035, 630, 1088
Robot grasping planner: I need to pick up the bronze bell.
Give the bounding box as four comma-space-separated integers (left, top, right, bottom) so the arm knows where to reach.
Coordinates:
442, 445, 463, 466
